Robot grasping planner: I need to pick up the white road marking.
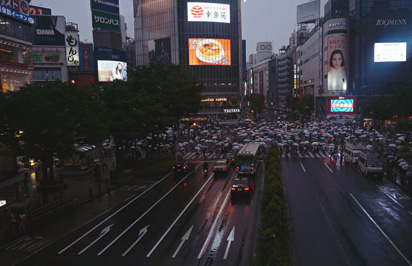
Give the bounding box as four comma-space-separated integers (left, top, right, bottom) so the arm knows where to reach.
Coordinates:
172, 226, 193, 258
78, 224, 113, 255
58, 172, 172, 254
376, 185, 405, 209
147, 173, 214, 257
324, 163, 334, 173
350, 193, 412, 266
300, 162, 306, 173
97, 167, 199, 256
223, 226, 235, 260
198, 189, 231, 259
122, 225, 150, 256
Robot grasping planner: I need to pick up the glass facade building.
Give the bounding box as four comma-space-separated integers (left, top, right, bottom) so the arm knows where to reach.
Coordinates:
349, 0, 412, 95
135, 0, 242, 117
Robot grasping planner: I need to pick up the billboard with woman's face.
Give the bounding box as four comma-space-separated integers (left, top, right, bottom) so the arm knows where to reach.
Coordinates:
327, 35, 347, 91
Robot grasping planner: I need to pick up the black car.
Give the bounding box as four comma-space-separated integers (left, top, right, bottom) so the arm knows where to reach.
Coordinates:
231, 177, 253, 198
173, 162, 195, 177
226, 152, 236, 166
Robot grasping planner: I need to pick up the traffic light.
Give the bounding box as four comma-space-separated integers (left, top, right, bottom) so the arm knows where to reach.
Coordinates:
192, 122, 197, 126
71, 79, 76, 84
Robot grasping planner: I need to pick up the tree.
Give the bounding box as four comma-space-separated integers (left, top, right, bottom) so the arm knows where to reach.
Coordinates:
4, 81, 106, 203
248, 93, 265, 114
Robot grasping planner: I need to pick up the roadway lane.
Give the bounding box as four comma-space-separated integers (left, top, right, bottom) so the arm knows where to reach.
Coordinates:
283, 156, 412, 266
16, 161, 264, 266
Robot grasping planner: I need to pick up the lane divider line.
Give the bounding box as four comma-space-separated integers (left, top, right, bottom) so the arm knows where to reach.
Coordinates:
324, 163, 334, 173
146, 173, 214, 257
198, 189, 231, 259
300, 162, 306, 173
58, 172, 173, 255
350, 193, 412, 266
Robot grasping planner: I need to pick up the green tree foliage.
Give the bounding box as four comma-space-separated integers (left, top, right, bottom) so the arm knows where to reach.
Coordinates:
3, 81, 106, 184
248, 93, 265, 114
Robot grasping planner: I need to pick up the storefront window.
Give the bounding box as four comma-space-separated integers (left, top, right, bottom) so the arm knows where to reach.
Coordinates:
34, 68, 62, 81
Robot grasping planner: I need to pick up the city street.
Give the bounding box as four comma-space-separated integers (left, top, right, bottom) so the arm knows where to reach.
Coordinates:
283, 156, 412, 266
8, 161, 263, 266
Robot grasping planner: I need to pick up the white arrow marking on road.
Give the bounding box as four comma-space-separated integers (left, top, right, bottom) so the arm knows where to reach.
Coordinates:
78, 224, 113, 255
122, 225, 150, 256
223, 226, 235, 260
172, 225, 193, 258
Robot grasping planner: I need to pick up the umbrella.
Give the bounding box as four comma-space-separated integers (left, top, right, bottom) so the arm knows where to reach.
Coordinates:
399, 161, 408, 167
388, 144, 397, 148
293, 143, 299, 146
312, 142, 320, 145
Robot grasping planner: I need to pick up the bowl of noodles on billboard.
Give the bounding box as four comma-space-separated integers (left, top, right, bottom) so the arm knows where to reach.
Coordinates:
196, 39, 225, 63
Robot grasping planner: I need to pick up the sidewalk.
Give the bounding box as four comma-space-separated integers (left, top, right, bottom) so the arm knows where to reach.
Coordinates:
1, 157, 122, 245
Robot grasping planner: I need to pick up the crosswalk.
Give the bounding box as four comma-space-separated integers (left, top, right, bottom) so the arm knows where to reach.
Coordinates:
183, 152, 227, 160
182, 151, 331, 160
280, 150, 330, 159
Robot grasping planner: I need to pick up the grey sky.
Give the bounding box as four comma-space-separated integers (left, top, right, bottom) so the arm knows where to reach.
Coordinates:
31, 0, 326, 56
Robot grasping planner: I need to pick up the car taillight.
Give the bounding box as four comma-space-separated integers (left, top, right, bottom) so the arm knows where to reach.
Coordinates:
183, 167, 186, 170
231, 187, 236, 190
222, 168, 226, 171
251, 167, 254, 170
232, 159, 235, 161
244, 187, 249, 191
213, 168, 216, 171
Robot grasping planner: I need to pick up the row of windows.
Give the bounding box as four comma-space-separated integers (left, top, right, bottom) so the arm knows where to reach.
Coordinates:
0, 16, 32, 42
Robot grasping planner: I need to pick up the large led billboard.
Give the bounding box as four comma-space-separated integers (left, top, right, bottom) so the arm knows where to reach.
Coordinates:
188, 38, 231, 65
187, 2, 230, 23
327, 96, 357, 118
374, 42, 407, 62
32, 16, 65, 45
97, 60, 127, 82
327, 35, 348, 91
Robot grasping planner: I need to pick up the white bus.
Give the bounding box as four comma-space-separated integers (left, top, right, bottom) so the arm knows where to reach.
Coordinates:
357, 152, 383, 177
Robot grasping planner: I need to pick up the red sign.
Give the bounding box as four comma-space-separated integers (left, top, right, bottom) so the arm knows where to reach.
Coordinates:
191, 6, 203, 18
82, 44, 91, 72
0, 59, 28, 68
1, 0, 30, 15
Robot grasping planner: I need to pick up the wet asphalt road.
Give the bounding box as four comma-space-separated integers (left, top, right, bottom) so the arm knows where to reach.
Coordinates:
283, 156, 412, 266
13, 161, 263, 266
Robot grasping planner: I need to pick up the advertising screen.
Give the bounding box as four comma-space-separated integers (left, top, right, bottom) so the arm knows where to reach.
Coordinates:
297, 0, 320, 24
188, 38, 231, 65
187, 2, 230, 23
327, 35, 348, 91
97, 61, 127, 82
374, 43, 407, 62
330, 99, 354, 113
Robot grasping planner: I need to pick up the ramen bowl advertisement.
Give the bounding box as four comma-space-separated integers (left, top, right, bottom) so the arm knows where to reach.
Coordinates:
189, 38, 231, 65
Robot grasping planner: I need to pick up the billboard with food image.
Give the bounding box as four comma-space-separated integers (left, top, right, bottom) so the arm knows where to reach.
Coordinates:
188, 38, 231, 65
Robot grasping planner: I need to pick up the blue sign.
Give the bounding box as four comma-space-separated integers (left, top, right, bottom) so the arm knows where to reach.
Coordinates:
0, 5, 35, 25
330, 99, 354, 113
90, 0, 119, 15
94, 46, 126, 61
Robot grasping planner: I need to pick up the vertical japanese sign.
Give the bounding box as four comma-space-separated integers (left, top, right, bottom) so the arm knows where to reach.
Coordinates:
65, 32, 79, 66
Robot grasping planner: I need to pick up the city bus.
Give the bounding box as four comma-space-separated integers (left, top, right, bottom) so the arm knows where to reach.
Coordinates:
236, 142, 261, 177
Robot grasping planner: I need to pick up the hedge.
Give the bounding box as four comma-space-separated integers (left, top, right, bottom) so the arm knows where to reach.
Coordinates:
256, 145, 291, 266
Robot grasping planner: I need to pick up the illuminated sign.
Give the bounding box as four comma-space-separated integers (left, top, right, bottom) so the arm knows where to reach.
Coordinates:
0, 0, 30, 15
327, 35, 347, 91
65, 32, 79, 66
189, 38, 231, 65
330, 99, 354, 112
29, 5, 52, 15
201, 97, 227, 102
92, 9, 120, 31
187, 2, 230, 23
224, 109, 240, 113
0, 5, 35, 24
374, 43, 407, 62
97, 60, 127, 82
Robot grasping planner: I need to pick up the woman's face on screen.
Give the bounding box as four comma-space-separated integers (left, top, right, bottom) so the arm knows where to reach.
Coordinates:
332, 53, 342, 69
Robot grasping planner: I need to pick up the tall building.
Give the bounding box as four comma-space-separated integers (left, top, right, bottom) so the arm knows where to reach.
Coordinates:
349, 0, 412, 96
0, 0, 33, 91
134, 0, 242, 119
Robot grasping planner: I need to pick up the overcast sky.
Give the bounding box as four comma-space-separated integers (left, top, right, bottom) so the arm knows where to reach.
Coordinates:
30, 0, 326, 56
